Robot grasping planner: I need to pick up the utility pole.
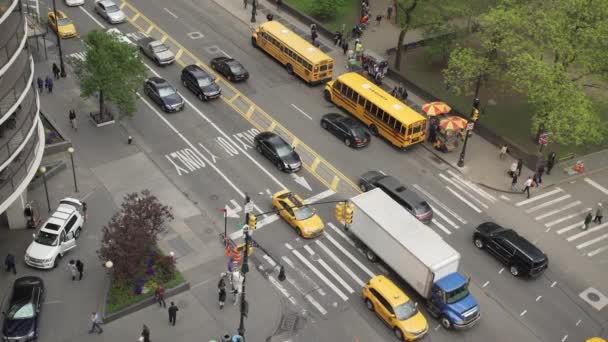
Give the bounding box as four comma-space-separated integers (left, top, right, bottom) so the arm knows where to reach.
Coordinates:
51, 0, 66, 77
457, 75, 482, 167
237, 194, 251, 340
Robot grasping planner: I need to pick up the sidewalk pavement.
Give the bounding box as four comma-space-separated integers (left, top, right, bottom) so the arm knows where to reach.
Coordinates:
240, 0, 608, 193
34, 52, 282, 341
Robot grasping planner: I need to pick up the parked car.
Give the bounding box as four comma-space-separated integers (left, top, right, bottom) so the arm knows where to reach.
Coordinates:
64, 0, 84, 6
210, 57, 249, 81
137, 37, 175, 66
94, 0, 126, 24
144, 77, 185, 113
181, 64, 221, 101
47, 11, 77, 39
106, 28, 135, 46
320, 113, 370, 148
359, 171, 433, 223
254, 132, 301, 172
1, 276, 44, 342
362, 275, 428, 341
24, 198, 84, 269
473, 222, 549, 277
272, 190, 324, 238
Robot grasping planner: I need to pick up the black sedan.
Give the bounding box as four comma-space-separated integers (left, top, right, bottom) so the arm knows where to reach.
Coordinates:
254, 132, 301, 172
2, 276, 44, 341
181, 64, 221, 101
210, 57, 249, 82
144, 77, 185, 113
320, 113, 370, 148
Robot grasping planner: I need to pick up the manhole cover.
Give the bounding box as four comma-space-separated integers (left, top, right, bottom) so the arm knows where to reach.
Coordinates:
280, 314, 299, 331
579, 287, 608, 311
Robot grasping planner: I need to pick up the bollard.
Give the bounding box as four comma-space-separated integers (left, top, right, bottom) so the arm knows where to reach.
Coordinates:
128, 136, 132, 145
221, 334, 231, 342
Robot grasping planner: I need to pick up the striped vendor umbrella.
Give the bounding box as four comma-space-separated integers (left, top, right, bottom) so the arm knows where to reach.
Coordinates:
422, 101, 451, 116
439, 116, 468, 131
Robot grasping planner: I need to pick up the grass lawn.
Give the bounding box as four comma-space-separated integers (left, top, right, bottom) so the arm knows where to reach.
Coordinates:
285, 0, 360, 32
106, 271, 185, 314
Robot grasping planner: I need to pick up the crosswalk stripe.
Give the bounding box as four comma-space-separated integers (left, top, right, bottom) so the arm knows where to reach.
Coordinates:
447, 170, 497, 202
292, 249, 348, 301
576, 233, 608, 249
432, 219, 451, 235
429, 206, 459, 229
546, 207, 592, 227
325, 233, 375, 278
440, 174, 489, 209
263, 254, 277, 267
304, 245, 315, 255
525, 195, 571, 213
413, 184, 467, 224
316, 240, 365, 287
534, 201, 582, 220
446, 186, 482, 213
584, 178, 608, 195
327, 222, 356, 248
556, 221, 585, 235
282, 256, 326, 297
566, 222, 608, 242
304, 293, 327, 315
515, 188, 562, 206
269, 275, 297, 305
317, 258, 355, 294
587, 245, 608, 257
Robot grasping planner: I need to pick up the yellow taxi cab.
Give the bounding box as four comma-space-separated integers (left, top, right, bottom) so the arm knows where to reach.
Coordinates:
586, 338, 607, 342
363, 275, 429, 341
48, 11, 77, 39
271, 190, 324, 238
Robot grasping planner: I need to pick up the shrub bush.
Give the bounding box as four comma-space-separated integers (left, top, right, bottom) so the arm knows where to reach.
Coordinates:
310, 0, 344, 21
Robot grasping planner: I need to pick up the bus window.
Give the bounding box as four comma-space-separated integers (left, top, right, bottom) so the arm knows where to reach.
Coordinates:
333, 81, 342, 92
382, 112, 390, 124
400, 125, 406, 135
320, 65, 328, 71
395, 122, 402, 132
370, 104, 378, 116
346, 87, 354, 100
328, 63, 333, 69
341, 85, 349, 96
389, 116, 396, 128
412, 124, 422, 134
407, 126, 413, 135
365, 101, 372, 112
358, 95, 366, 106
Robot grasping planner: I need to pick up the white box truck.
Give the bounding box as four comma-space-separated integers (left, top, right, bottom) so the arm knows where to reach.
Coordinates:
349, 189, 481, 329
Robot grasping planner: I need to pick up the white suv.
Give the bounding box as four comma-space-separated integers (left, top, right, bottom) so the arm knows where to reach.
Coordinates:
25, 198, 84, 269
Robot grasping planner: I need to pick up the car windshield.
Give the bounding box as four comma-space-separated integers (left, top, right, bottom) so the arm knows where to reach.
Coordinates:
414, 202, 432, 215
34, 231, 59, 246
294, 206, 315, 221
229, 64, 245, 74
152, 44, 168, 53
106, 4, 119, 12
394, 300, 418, 321
57, 18, 71, 26
7, 301, 34, 319
158, 86, 176, 97
350, 126, 367, 138
445, 285, 470, 304
273, 141, 293, 157
198, 77, 213, 87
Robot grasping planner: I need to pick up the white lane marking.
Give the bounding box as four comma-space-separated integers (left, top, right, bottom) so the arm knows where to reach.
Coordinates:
440, 173, 489, 209
566, 222, 608, 241
447, 170, 497, 202
551, 281, 557, 288
584, 178, 608, 195
305, 293, 327, 315
429, 207, 459, 229
431, 219, 451, 235
534, 201, 581, 220
413, 184, 467, 224
500, 195, 511, 201
561, 334, 568, 342
525, 194, 571, 213
303, 189, 335, 204
290, 173, 312, 191
535, 296, 542, 302
79, 6, 106, 29
163, 7, 178, 18
291, 104, 313, 120
283, 256, 325, 296
43, 300, 63, 305
282, 256, 294, 268
304, 244, 315, 255
325, 233, 375, 278
498, 268, 504, 274
269, 275, 297, 305
285, 243, 293, 250
445, 186, 482, 213
292, 249, 348, 301
587, 245, 608, 257
327, 222, 356, 248
317, 258, 355, 294
515, 188, 562, 206
434, 324, 441, 331
482, 281, 489, 288
576, 233, 608, 249
316, 240, 365, 286
575, 319, 581, 327
263, 254, 277, 267
548, 208, 592, 228
520, 310, 527, 317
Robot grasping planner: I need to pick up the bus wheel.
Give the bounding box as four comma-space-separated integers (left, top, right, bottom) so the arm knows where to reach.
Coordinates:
323, 90, 332, 102
251, 37, 258, 48
286, 64, 294, 75
369, 124, 379, 136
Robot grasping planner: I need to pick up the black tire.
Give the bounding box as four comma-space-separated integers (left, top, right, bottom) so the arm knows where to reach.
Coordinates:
198, 92, 205, 101
344, 138, 351, 147
74, 227, 81, 239
276, 161, 283, 171
474, 238, 484, 249
53, 257, 59, 269
440, 315, 452, 329
360, 183, 368, 192
286, 64, 294, 75
321, 121, 328, 129
394, 328, 404, 340
323, 90, 332, 102
251, 37, 258, 48
510, 265, 520, 277
369, 124, 379, 136
256, 145, 262, 153
365, 249, 377, 262
182, 79, 187, 87
365, 298, 374, 311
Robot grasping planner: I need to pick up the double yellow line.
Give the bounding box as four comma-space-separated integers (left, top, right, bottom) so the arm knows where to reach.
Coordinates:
119, 1, 360, 196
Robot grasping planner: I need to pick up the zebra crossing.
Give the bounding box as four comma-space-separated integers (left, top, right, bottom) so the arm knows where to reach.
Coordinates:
515, 187, 608, 258
66, 31, 147, 63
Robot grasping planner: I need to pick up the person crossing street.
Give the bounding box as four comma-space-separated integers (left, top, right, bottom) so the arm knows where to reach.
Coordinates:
594, 203, 603, 224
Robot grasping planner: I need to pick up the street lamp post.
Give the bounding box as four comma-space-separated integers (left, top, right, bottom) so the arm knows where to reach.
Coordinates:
237, 195, 251, 340
457, 75, 482, 168
51, 0, 67, 77
67, 147, 78, 192
40, 167, 51, 213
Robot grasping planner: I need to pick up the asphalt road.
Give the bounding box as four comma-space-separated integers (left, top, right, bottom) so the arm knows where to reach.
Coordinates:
41, 0, 608, 340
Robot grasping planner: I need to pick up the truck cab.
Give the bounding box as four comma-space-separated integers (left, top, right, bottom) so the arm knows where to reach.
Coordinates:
427, 273, 480, 329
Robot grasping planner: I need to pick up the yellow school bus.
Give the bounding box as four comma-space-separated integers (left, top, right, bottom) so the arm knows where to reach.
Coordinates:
251, 21, 333, 85
324, 72, 427, 148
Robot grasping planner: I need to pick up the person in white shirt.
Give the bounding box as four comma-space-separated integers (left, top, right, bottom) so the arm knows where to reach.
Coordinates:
522, 176, 533, 198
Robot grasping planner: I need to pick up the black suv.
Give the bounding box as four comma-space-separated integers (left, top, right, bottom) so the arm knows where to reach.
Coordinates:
473, 222, 548, 277
144, 77, 185, 113
181, 64, 221, 101
2, 276, 45, 341
359, 171, 433, 224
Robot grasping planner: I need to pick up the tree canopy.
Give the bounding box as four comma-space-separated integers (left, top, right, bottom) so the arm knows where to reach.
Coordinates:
74, 30, 147, 120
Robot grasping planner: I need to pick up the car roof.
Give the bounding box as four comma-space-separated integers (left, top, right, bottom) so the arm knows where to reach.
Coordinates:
147, 77, 169, 86
258, 132, 288, 145
499, 229, 546, 261
98, 0, 116, 6
369, 275, 409, 306
185, 65, 211, 78
275, 190, 304, 207
375, 177, 427, 207
226, 60, 241, 67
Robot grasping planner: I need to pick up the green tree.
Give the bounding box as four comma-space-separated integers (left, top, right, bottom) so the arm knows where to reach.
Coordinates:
310, 0, 343, 21
74, 30, 147, 121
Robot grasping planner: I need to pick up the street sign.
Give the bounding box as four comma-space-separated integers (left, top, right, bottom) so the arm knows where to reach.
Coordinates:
466, 122, 475, 131
242, 224, 250, 234
539, 133, 549, 146
244, 202, 254, 214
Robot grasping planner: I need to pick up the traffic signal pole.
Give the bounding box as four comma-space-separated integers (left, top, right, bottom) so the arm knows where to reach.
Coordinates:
457, 75, 482, 168
237, 195, 251, 340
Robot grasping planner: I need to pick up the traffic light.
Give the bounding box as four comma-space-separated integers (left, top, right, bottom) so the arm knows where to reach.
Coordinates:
335, 202, 345, 222
345, 203, 354, 225
471, 108, 480, 122
248, 214, 257, 230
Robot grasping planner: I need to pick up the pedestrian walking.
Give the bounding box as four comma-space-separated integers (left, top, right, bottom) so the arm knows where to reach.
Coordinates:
231, 270, 243, 305
311, 30, 318, 44
276, 0, 282, 11
310, 24, 317, 36
69, 109, 77, 131
37, 77, 44, 93
546, 152, 557, 175
76, 259, 84, 280
82, 201, 87, 221
522, 176, 533, 198
88, 312, 103, 334
375, 14, 383, 26
354, 40, 363, 59
341, 39, 349, 55
168, 302, 179, 326
536, 166, 544, 185
140, 324, 151, 342
68, 260, 78, 281
517, 158, 523, 176
508, 161, 518, 177
4, 253, 16, 274
594, 203, 603, 224
218, 273, 227, 309
52, 63, 60, 79
397, 83, 407, 101
499, 144, 508, 159
391, 86, 399, 97
45, 76, 53, 93
511, 173, 518, 192
387, 5, 393, 20
243, 0, 247, 9
155, 285, 166, 308
583, 212, 593, 231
